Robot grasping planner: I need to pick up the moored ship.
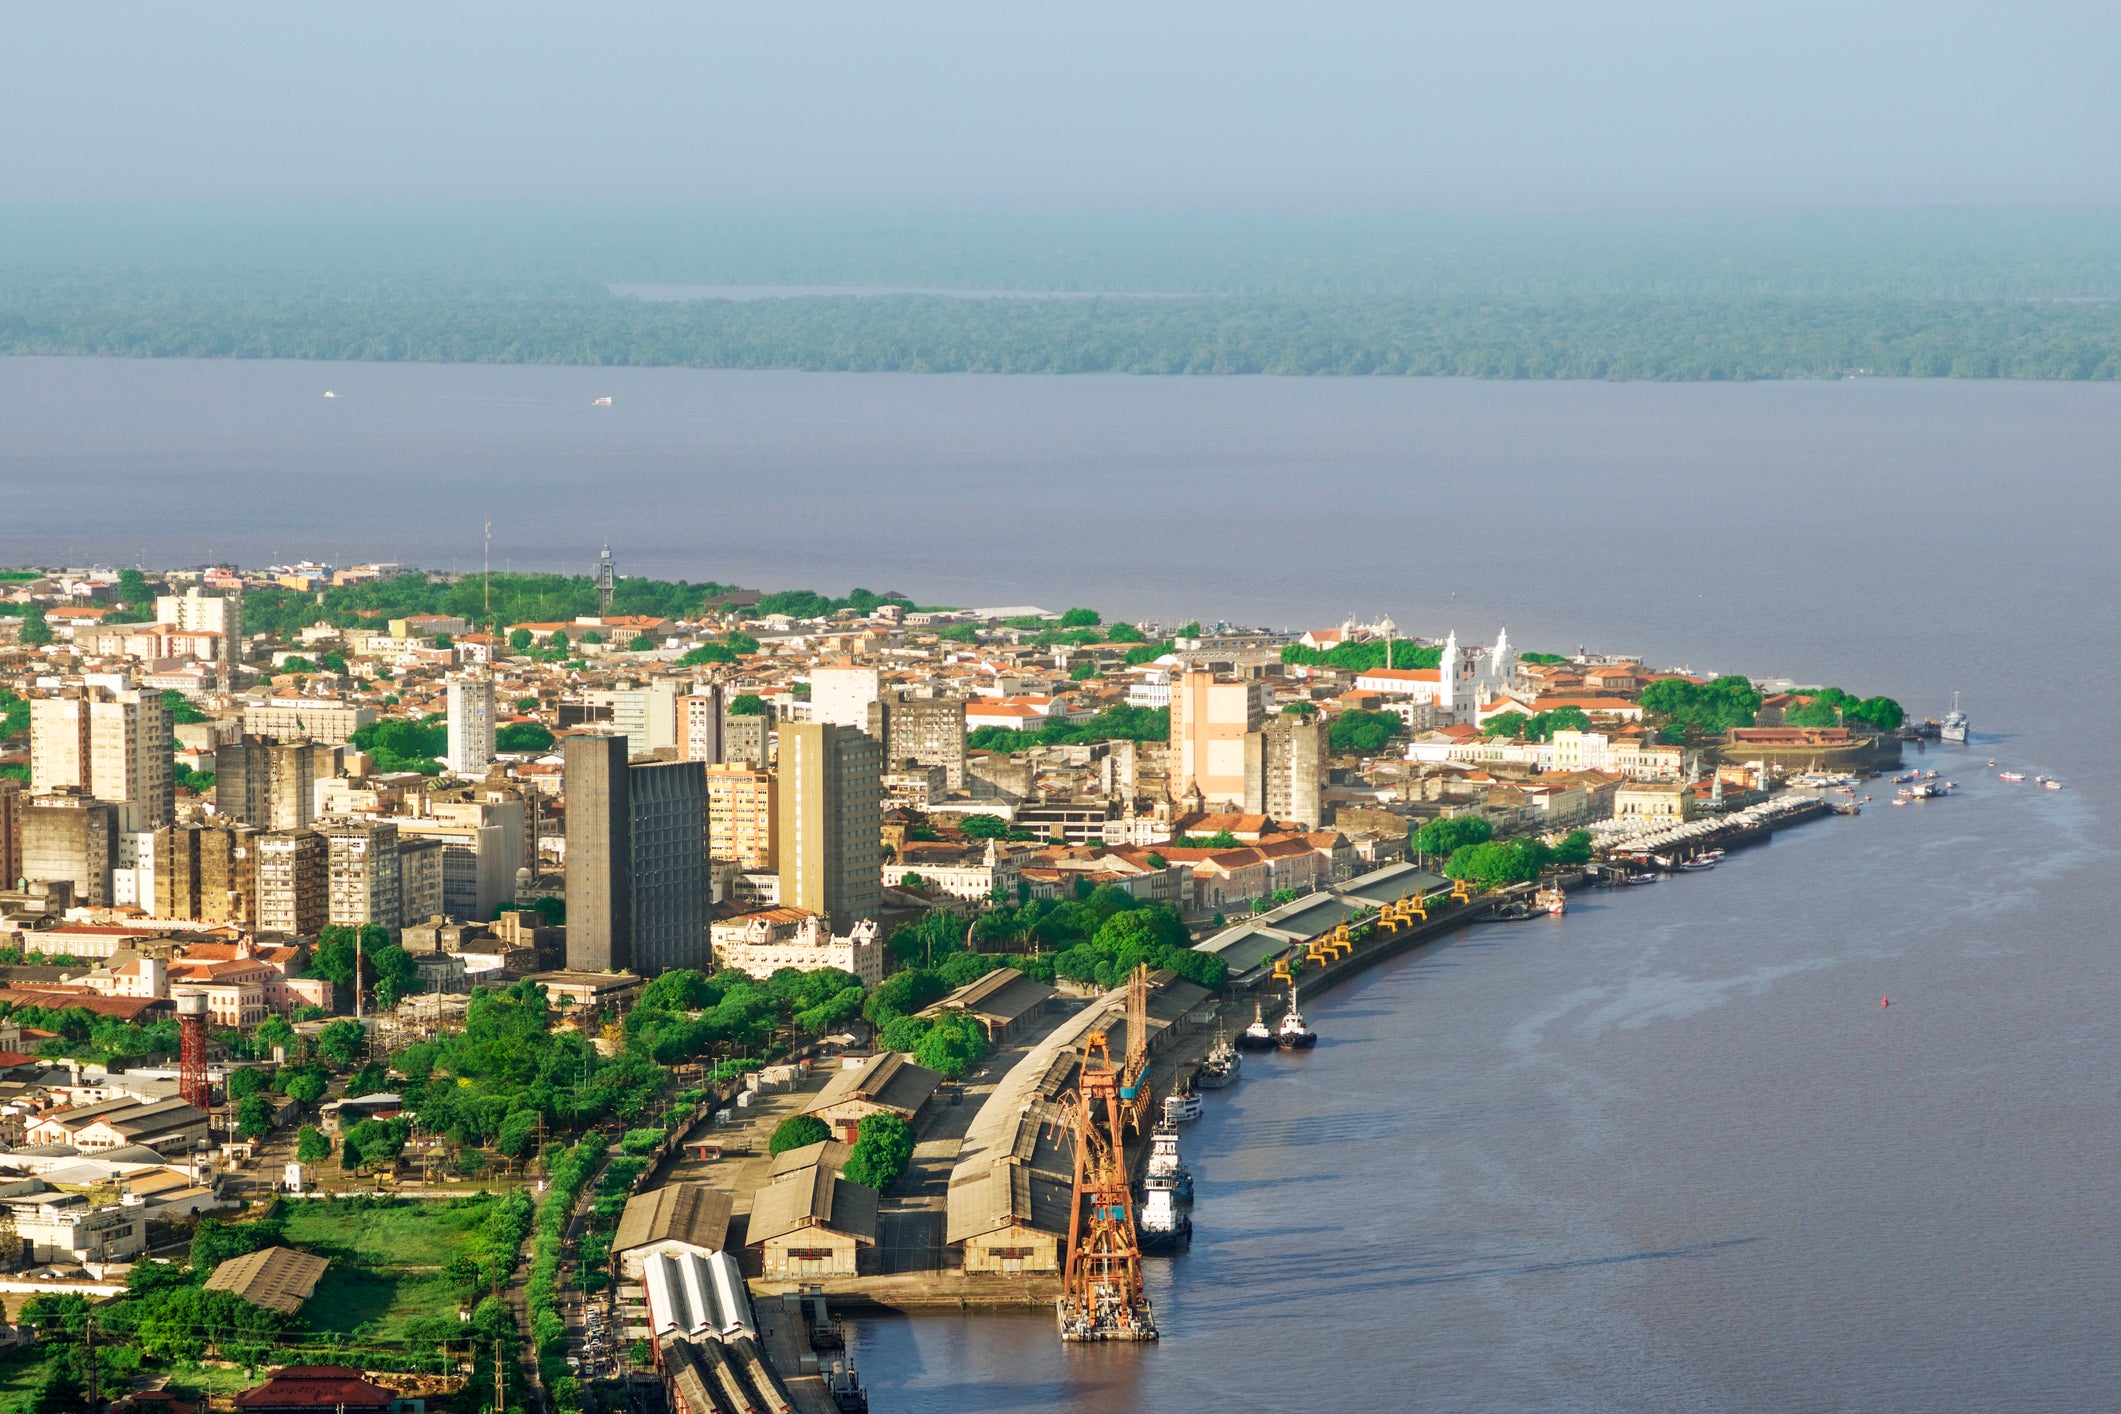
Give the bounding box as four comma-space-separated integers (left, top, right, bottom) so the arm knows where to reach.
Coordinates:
1276, 987, 1318, 1049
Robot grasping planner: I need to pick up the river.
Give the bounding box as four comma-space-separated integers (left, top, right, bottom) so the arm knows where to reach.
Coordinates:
2, 357, 2116, 1409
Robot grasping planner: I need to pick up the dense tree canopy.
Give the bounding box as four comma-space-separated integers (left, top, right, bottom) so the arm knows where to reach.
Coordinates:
1639, 676, 1764, 735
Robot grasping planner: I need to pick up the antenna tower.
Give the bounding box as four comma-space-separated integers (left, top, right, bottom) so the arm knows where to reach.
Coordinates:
596, 543, 616, 618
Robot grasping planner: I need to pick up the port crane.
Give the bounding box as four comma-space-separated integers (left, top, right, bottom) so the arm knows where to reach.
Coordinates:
1117, 964, 1154, 1134
1053, 1026, 1156, 1342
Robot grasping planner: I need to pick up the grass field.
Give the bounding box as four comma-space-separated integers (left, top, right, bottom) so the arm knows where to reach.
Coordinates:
0, 1349, 44, 1414
277, 1195, 495, 1268
262, 1196, 494, 1341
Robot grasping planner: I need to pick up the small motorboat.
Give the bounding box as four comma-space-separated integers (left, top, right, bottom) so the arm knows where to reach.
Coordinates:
1276, 988, 1318, 1049
1534, 884, 1567, 915
1235, 1002, 1278, 1052
2044, 779, 2064, 790
1626, 872, 1660, 884
1676, 857, 1718, 872
1998, 772, 2026, 781
593, 395, 614, 406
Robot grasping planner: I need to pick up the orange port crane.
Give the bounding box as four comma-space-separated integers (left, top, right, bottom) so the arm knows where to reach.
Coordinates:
1117, 964, 1154, 1134
1053, 1028, 1156, 1342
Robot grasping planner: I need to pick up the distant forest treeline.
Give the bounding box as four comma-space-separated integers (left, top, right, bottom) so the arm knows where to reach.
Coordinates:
4, 207, 2120, 379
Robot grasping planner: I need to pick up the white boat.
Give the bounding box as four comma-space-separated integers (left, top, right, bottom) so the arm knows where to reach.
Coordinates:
593, 395, 614, 406
2044, 779, 2064, 790
1145, 1123, 1193, 1203
1195, 1032, 1241, 1088
1676, 858, 1717, 872
1138, 1186, 1191, 1252
1275, 988, 1317, 1050
1940, 693, 1969, 744
1163, 1092, 1203, 1123
322, 390, 337, 398
1999, 772, 2026, 781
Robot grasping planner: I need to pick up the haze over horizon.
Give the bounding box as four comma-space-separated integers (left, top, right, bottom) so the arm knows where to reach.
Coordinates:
5, 2, 2118, 212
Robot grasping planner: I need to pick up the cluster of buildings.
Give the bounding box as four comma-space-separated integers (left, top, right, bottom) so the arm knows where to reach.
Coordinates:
0, 560, 1758, 1007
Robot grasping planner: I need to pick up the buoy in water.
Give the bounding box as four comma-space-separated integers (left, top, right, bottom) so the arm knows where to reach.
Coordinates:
1881, 997, 1889, 1008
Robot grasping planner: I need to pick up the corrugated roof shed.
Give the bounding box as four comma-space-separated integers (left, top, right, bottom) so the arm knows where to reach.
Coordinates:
746, 1164, 879, 1246
801, 1051, 941, 1120
767, 1138, 852, 1178
614, 1182, 733, 1257
204, 1246, 330, 1315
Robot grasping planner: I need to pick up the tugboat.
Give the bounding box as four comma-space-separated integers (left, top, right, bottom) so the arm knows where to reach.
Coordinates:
1940, 692, 1970, 744
1194, 1029, 1242, 1088
1534, 883, 1568, 915
1235, 1001, 1278, 1052
1145, 1122, 1194, 1204
1275, 987, 1318, 1050
1138, 1185, 1192, 1253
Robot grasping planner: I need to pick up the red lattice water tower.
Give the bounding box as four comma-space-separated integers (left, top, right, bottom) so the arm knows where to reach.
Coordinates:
176, 993, 211, 1112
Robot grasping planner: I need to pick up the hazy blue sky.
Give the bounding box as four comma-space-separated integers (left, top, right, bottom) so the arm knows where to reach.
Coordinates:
6, 2, 2116, 210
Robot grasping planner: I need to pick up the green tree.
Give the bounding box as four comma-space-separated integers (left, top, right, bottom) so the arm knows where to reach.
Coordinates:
234, 1094, 275, 1139
1482, 711, 1529, 739
957, 813, 1012, 840
225, 1067, 268, 1100
19, 605, 52, 646
1416, 816, 1494, 856
1059, 608, 1101, 628
255, 1015, 295, 1052
295, 1126, 332, 1164
1330, 708, 1402, 754
1069, 660, 1101, 680
317, 1018, 368, 1067
496, 721, 555, 753
159, 688, 208, 725
840, 1112, 916, 1190
729, 693, 766, 716
1551, 829, 1595, 866
509, 628, 534, 652
628, 634, 655, 651
768, 1114, 831, 1156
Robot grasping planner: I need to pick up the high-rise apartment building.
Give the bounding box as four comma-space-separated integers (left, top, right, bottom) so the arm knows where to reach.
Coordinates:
324, 820, 402, 935
705, 764, 777, 871
562, 734, 708, 974
1263, 714, 1330, 829
215, 736, 318, 832
393, 793, 525, 922
254, 830, 327, 936
775, 722, 882, 932
21, 792, 119, 907
811, 664, 881, 731
398, 836, 447, 925
445, 674, 496, 778
30, 687, 174, 833
155, 822, 259, 924
1169, 670, 1268, 812
722, 711, 769, 768
0, 778, 22, 891
584, 679, 682, 755
678, 686, 724, 765
867, 691, 967, 790
241, 698, 375, 746
156, 587, 241, 666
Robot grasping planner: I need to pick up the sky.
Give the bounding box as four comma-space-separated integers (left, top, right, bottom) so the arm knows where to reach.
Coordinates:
5, 2, 2118, 211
